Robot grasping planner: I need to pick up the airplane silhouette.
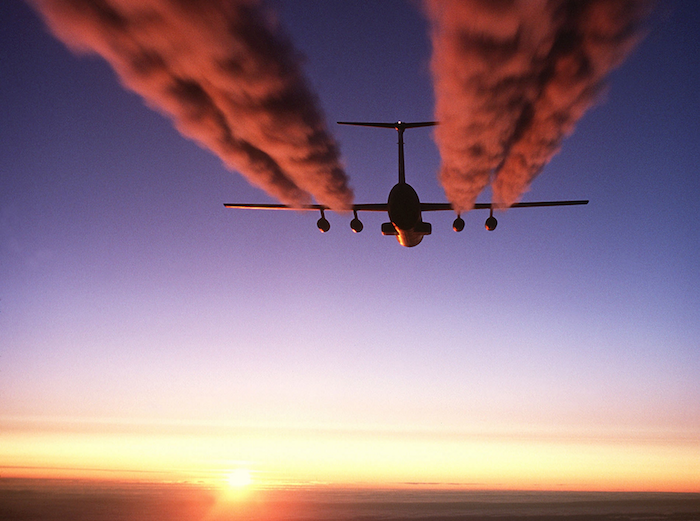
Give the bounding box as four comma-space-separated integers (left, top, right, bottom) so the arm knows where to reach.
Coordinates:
224, 121, 588, 247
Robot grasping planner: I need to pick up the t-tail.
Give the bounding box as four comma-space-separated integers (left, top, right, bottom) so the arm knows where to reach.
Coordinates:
337, 121, 437, 184
338, 121, 438, 246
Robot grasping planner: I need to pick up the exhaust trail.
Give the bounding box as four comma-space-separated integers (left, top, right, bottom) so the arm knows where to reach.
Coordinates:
425, 0, 650, 211
31, 0, 353, 210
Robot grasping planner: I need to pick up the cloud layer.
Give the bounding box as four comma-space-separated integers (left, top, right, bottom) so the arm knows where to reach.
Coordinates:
425, 0, 650, 211
32, 0, 353, 210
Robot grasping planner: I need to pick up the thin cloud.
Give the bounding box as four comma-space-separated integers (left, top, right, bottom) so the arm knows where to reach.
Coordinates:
31, 0, 353, 210
425, 0, 650, 211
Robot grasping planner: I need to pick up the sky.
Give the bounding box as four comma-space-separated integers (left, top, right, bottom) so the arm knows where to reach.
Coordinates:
1, 0, 699, 492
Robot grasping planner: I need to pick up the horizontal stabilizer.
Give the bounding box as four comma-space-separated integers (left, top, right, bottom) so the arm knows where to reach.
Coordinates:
338, 121, 438, 130
381, 222, 398, 235
415, 221, 432, 235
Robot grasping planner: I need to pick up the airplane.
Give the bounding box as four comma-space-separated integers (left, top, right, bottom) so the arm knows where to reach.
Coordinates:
224, 121, 588, 247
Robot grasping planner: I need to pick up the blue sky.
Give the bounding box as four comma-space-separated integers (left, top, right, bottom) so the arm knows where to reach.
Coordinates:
1, 1, 699, 489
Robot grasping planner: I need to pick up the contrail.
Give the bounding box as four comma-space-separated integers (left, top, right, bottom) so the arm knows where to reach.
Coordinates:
424, 0, 650, 211
30, 0, 353, 210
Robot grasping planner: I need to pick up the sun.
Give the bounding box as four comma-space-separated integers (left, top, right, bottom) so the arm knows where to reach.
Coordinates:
226, 468, 253, 489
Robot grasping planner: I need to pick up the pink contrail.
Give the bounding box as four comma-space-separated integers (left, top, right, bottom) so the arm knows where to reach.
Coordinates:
31, 0, 353, 210
425, 0, 650, 211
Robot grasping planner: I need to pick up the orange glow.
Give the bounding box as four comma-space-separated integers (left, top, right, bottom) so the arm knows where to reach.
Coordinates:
1, 417, 698, 492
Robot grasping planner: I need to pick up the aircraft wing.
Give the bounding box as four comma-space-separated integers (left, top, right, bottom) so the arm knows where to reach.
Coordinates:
224, 203, 325, 210
420, 200, 589, 212
224, 200, 587, 211
223, 203, 388, 212
351, 203, 388, 211
503, 200, 589, 208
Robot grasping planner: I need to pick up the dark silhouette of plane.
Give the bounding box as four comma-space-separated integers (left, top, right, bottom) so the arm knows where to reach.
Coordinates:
224, 121, 588, 247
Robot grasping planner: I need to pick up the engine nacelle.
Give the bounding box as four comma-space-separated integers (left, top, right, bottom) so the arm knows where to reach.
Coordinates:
350, 210, 363, 233
485, 215, 497, 231
452, 216, 465, 232
350, 217, 363, 233
317, 216, 330, 233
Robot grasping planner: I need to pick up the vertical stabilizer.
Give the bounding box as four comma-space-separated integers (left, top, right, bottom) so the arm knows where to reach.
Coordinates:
337, 121, 437, 184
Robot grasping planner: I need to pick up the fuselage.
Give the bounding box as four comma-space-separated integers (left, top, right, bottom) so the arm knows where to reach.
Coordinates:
387, 182, 426, 247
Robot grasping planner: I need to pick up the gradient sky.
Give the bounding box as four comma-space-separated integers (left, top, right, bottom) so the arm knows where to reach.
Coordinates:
1, 1, 699, 491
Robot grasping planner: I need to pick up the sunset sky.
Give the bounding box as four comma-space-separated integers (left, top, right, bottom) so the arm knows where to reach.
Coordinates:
1, 0, 699, 492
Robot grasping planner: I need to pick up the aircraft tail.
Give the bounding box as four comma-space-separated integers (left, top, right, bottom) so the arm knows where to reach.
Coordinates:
337, 121, 437, 130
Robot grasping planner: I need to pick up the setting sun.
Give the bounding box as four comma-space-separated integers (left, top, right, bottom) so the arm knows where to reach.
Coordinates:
226, 469, 253, 489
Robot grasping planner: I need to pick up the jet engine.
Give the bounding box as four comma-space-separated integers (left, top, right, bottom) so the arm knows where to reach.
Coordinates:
317, 217, 330, 232
317, 209, 330, 233
350, 211, 363, 233
485, 215, 497, 231
452, 216, 465, 232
